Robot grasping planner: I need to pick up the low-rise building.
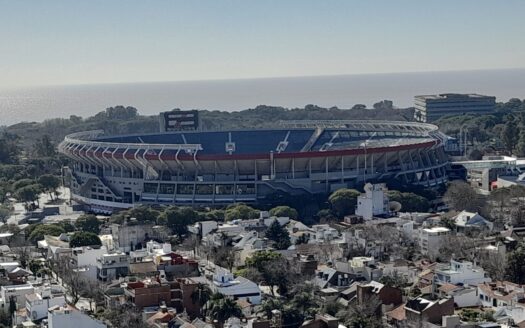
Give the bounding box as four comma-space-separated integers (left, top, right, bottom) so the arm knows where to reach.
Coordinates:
437, 283, 479, 308
96, 252, 129, 281
434, 259, 491, 289
111, 222, 154, 252
478, 281, 525, 308
453, 210, 493, 232
0, 284, 34, 309
194, 266, 261, 305
355, 183, 390, 220
48, 305, 107, 328
25, 285, 66, 322
419, 227, 450, 259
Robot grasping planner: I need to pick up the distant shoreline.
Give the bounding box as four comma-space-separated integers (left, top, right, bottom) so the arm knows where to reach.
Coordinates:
1, 68, 525, 126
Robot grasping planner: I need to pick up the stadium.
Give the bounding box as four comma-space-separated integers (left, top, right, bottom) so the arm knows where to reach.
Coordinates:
58, 120, 449, 212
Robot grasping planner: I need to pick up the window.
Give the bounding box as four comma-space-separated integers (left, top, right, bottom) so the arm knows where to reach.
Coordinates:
159, 184, 175, 194
143, 183, 158, 193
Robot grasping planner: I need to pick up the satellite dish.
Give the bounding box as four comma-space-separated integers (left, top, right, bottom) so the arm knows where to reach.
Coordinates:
389, 201, 402, 212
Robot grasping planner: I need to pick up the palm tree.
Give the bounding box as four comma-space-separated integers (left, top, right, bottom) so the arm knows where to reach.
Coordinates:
258, 298, 283, 319
207, 294, 242, 326
191, 283, 212, 319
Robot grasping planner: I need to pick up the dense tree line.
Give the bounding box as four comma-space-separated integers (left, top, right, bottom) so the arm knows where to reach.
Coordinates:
436, 98, 525, 158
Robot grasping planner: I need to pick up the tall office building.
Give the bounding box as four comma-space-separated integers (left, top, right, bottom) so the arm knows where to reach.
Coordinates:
414, 93, 496, 122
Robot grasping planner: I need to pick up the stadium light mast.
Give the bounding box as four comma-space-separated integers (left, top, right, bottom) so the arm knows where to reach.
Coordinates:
360, 132, 377, 184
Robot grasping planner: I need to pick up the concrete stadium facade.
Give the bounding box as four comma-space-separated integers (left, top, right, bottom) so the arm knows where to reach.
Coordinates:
58, 120, 449, 213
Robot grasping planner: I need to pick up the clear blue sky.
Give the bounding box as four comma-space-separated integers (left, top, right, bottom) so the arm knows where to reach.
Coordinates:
1, 0, 524, 87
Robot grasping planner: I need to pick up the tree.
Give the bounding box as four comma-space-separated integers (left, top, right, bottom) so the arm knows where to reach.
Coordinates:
316, 209, 337, 223
207, 294, 243, 325
0, 205, 11, 224
75, 214, 101, 234
105, 106, 138, 120
0, 132, 20, 164
37, 174, 60, 200
225, 203, 259, 221
373, 100, 394, 110
269, 206, 298, 220
501, 119, 519, 153
99, 302, 144, 328
15, 184, 42, 207
337, 293, 383, 328
245, 251, 293, 296
289, 283, 321, 318
53, 256, 87, 305
386, 190, 429, 212
191, 283, 212, 319
506, 245, 525, 284
245, 250, 282, 271
379, 271, 408, 288
28, 224, 65, 242
81, 280, 106, 312
127, 205, 160, 222
33, 135, 56, 157
265, 220, 291, 250
69, 232, 102, 247
443, 181, 484, 212
328, 188, 360, 218
12, 178, 35, 191
161, 206, 200, 239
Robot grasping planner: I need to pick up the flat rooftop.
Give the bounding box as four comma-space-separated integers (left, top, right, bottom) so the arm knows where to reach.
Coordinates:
415, 93, 495, 100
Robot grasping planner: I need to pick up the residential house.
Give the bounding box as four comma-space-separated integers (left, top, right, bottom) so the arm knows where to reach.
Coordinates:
193, 266, 261, 305
96, 252, 129, 281
24, 284, 66, 322
387, 297, 454, 326
110, 222, 154, 252
478, 281, 525, 308
453, 211, 494, 232
47, 305, 107, 328
314, 267, 357, 290
419, 227, 450, 259
437, 283, 479, 308
356, 281, 403, 311
0, 284, 34, 310
434, 259, 491, 290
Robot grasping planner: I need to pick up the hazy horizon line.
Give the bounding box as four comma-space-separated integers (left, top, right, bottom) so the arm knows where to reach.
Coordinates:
2, 66, 525, 91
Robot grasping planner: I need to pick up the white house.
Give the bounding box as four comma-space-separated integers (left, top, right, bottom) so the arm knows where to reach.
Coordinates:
0, 284, 34, 309
419, 227, 450, 259
310, 224, 339, 242
25, 285, 66, 321
478, 281, 525, 308
72, 246, 108, 280
355, 183, 389, 220
194, 266, 261, 305
48, 305, 107, 328
434, 259, 491, 288
437, 283, 479, 308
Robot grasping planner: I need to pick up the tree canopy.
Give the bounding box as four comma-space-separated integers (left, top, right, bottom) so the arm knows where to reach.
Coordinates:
29, 224, 65, 242
37, 174, 60, 199
386, 190, 429, 212
265, 220, 291, 250
69, 231, 102, 248
328, 188, 360, 218
443, 181, 484, 212
224, 203, 259, 221
269, 206, 299, 220
161, 206, 200, 238
75, 214, 102, 234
